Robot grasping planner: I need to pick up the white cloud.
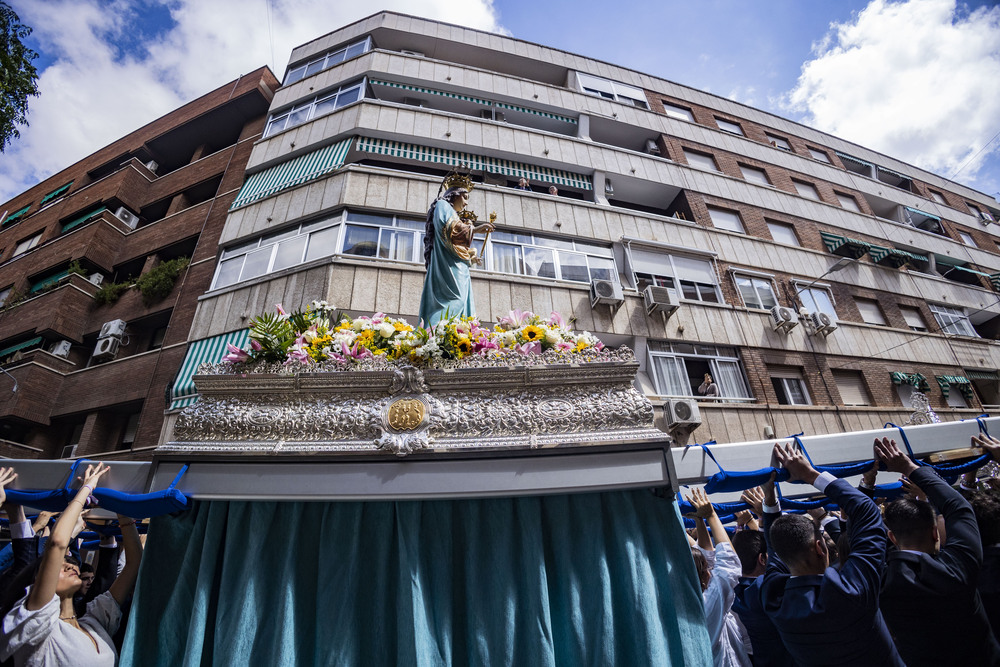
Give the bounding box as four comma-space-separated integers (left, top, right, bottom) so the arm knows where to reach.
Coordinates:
0, 0, 503, 203
783, 0, 1000, 184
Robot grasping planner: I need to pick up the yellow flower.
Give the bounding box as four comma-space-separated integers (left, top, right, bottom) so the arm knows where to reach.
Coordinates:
574, 339, 588, 353
522, 325, 545, 342
456, 336, 473, 356
393, 321, 413, 332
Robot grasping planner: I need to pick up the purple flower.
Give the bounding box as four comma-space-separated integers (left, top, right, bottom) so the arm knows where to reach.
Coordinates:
515, 341, 542, 355
499, 309, 533, 328
221, 343, 250, 363
250, 339, 263, 352
548, 311, 565, 327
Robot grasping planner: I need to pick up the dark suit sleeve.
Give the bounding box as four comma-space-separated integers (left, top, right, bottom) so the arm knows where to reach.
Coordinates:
823, 479, 887, 608
909, 466, 982, 582
762, 508, 789, 576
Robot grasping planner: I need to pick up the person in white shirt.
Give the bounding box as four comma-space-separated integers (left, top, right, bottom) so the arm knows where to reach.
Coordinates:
686, 487, 752, 667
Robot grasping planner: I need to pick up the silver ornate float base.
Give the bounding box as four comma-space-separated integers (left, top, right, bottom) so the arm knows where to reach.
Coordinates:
160, 360, 666, 457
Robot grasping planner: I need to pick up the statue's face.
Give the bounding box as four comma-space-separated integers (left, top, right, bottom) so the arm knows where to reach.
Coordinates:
452, 192, 469, 212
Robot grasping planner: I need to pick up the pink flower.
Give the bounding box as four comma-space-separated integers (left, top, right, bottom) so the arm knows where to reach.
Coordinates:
341, 342, 373, 361
250, 339, 263, 352
548, 311, 565, 327
474, 337, 499, 354
284, 343, 311, 365
555, 341, 573, 352
221, 343, 250, 363
499, 309, 533, 328
275, 303, 287, 317
515, 341, 542, 355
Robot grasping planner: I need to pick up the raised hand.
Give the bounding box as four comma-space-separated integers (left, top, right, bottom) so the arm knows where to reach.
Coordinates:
900, 476, 926, 502
684, 487, 716, 519
741, 485, 766, 516
973, 433, 1000, 463
874, 437, 918, 476
773, 442, 819, 484
0, 466, 16, 505
78, 462, 110, 493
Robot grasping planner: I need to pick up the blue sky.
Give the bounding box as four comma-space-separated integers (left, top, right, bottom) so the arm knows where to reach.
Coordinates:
4, 0, 1000, 208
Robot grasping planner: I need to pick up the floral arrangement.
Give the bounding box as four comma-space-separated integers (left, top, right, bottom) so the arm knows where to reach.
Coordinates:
221, 302, 613, 370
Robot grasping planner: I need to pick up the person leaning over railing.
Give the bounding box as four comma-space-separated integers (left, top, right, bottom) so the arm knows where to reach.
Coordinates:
0, 463, 142, 667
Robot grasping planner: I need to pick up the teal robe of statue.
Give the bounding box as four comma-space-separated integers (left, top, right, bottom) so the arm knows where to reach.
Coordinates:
419, 199, 476, 327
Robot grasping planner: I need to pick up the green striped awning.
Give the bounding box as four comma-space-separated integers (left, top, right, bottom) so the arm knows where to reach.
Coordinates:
820, 231, 870, 259
356, 137, 593, 190
40, 182, 72, 205
29, 270, 70, 294
3, 205, 30, 226
966, 369, 999, 381
904, 206, 939, 222
169, 329, 250, 410
938, 263, 990, 280
370, 80, 577, 124
879, 166, 912, 183
868, 245, 926, 268
230, 138, 353, 210
890, 372, 930, 392
835, 152, 874, 170
990, 273, 1000, 291
936, 375, 974, 400
61, 206, 107, 234
0, 336, 43, 359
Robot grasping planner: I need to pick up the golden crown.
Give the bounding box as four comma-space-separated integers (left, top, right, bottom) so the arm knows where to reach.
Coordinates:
443, 172, 475, 193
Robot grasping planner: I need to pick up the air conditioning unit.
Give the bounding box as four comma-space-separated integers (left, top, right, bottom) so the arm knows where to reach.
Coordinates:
60, 444, 78, 459
590, 279, 624, 307
92, 335, 121, 362
643, 285, 679, 317
665, 398, 702, 429
144, 160, 158, 173
808, 311, 838, 337
50, 340, 72, 358
99, 319, 127, 339
769, 305, 799, 333
88, 272, 104, 286
114, 207, 139, 229
644, 139, 661, 155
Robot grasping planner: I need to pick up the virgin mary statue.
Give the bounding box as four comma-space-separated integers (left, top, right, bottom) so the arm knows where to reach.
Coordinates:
418, 172, 495, 327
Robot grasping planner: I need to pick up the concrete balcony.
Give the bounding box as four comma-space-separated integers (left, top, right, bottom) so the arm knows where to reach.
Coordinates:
0, 274, 100, 344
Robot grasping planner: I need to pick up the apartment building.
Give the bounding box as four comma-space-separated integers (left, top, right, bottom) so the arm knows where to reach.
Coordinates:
171, 12, 1000, 448
0, 67, 279, 460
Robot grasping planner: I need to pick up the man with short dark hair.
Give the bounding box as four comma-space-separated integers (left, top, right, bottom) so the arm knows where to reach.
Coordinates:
760, 440, 903, 666
878, 435, 1000, 666
971, 487, 1000, 639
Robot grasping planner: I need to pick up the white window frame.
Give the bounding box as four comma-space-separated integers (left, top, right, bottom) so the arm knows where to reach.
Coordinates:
900, 306, 927, 332
13, 232, 42, 257
733, 272, 778, 310
855, 298, 887, 325
626, 245, 721, 304
835, 192, 861, 212
0, 287, 10, 306
795, 284, 837, 318
264, 78, 366, 137
766, 221, 799, 246
576, 72, 648, 109
284, 37, 371, 86
770, 369, 812, 405
662, 101, 694, 122
766, 133, 791, 151
740, 164, 770, 186
807, 147, 830, 163
715, 117, 743, 135
928, 303, 977, 337
958, 230, 976, 247
929, 190, 947, 205
793, 180, 821, 201
478, 231, 617, 284
707, 206, 745, 234
647, 341, 752, 400
832, 370, 870, 406
683, 149, 719, 172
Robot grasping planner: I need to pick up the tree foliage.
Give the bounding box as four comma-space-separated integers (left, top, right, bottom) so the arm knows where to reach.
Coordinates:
0, 1, 39, 152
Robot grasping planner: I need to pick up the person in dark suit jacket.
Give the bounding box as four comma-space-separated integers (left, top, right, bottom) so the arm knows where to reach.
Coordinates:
760, 441, 903, 667
731, 485, 795, 667
971, 486, 1000, 640
878, 435, 1000, 666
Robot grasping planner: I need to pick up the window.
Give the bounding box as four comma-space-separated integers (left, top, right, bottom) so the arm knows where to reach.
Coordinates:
855, 298, 887, 325
715, 117, 743, 135
876, 166, 912, 191
284, 37, 371, 85
766, 133, 791, 151
958, 230, 976, 247
900, 306, 927, 332
627, 246, 720, 304
968, 203, 994, 222
767, 221, 799, 246
740, 164, 770, 186
662, 102, 694, 122
838, 152, 874, 177
797, 285, 836, 318
929, 190, 947, 205
118, 412, 141, 450
902, 207, 945, 235
770, 367, 811, 405
734, 274, 777, 310
149, 326, 168, 351
807, 147, 831, 163
480, 231, 616, 283
12, 232, 42, 257
647, 341, 752, 399
833, 370, 870, 406
264, 79, 365, 137
576, 72, 648, 108
928, 303, 977, 337
835, 192, 861, 212
40, 182, 72, 206
793, 180, 821, 200
342, 211, 425, 263
683, 149, 719, 172
707, 206, 744, 233
0, 287, 10, 306
2, 204, 30, 227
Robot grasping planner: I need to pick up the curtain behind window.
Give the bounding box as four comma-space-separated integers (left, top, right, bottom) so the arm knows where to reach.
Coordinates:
120, 493, 711, 667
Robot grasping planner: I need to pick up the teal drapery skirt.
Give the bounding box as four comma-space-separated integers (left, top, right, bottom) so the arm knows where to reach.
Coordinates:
119, 490, 711, 666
